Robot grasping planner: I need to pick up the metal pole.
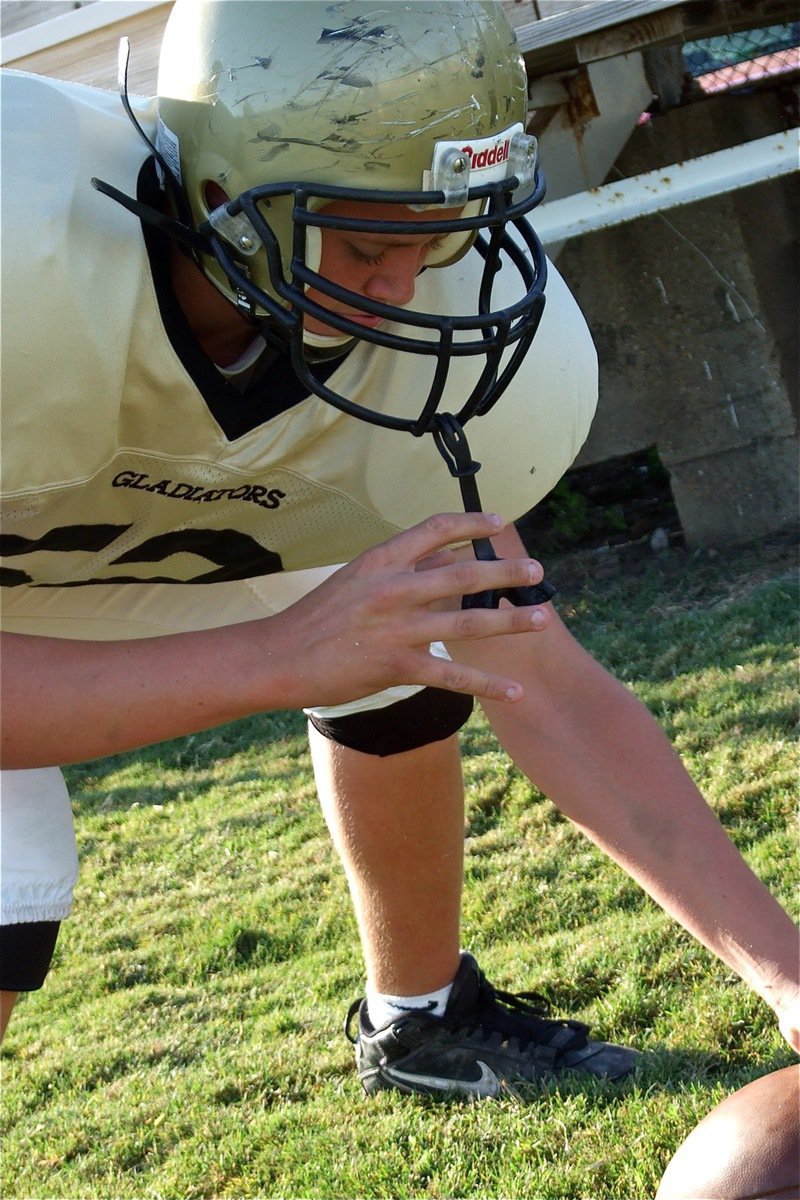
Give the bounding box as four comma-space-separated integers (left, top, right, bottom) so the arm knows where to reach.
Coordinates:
533, 130, 800, 245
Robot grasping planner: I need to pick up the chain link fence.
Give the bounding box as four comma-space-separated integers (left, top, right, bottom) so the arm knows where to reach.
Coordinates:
683, 22, 800, 94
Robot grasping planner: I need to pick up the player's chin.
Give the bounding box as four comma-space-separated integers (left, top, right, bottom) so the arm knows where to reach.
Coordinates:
305, 310, 384, 336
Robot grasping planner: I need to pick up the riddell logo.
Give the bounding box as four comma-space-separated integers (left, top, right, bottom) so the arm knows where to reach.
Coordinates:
460, 137, 511, 172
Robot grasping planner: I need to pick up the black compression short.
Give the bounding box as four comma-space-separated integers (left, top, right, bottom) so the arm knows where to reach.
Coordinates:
0, 921, 61, 991
308, 686, 474, 756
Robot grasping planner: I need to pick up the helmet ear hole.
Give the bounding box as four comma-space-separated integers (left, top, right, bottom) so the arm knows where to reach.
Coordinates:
203, 180, 229, 215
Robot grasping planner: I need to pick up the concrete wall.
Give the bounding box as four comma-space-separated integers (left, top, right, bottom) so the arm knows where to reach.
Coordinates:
556, 86, 799, 547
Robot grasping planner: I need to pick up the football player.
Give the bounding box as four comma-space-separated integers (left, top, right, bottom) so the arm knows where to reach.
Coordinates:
1, 1, 797, 1095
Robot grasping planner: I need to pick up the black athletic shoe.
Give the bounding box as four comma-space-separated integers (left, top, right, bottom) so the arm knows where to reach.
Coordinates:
345, 953, 639, 1098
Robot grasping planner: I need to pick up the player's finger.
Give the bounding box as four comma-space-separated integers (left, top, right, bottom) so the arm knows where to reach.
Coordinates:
365, 512, 505, 568
414, 548, 459, 572
407, 649, 524, 703
412, 596, 551, 645
391, 553, 546, 607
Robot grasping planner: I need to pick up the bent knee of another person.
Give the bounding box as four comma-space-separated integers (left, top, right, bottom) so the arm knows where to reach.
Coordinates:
1, 767, 78, 992
0, 920, 63, 993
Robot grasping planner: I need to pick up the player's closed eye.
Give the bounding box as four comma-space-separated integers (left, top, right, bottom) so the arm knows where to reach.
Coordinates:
347, 236, 446, 266
349, 245, 387, 266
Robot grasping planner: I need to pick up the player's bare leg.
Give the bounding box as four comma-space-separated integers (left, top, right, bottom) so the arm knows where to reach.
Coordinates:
1, 991, 19, 1040
309, 726, 464, 998
312, 723, 639, 1096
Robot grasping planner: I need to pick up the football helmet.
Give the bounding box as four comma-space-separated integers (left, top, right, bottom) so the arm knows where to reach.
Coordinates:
153, 0, 547, 433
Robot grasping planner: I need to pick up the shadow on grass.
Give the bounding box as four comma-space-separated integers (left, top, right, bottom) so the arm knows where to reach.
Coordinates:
65, 709, 310, 805
361, 1047, 798, 1113
69, 773, 308, 813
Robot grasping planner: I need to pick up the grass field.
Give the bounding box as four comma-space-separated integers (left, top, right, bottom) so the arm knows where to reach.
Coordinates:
2, 538, 798, 1200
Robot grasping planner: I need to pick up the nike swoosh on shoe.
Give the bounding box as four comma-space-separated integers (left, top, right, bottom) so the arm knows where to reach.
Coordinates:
386, 1000, 438, 1013
381, 1059, 501, 1098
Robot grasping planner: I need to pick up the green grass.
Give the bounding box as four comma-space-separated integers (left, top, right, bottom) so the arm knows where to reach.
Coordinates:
2, 542, 798, 1199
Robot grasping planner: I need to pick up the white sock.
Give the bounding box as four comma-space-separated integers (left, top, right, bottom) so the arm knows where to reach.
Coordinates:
366, 980, 454, 1029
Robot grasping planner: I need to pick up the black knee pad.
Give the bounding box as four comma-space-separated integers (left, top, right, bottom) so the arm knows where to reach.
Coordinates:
0, 921, 61, 991
308, 686, 474, 756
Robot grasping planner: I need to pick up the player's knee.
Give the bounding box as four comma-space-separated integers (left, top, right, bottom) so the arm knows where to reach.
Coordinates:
1, 767, 77, 996
308, 686, 474, 756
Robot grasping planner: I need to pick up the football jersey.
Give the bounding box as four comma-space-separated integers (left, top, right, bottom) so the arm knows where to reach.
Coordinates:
1, 70, 598, 591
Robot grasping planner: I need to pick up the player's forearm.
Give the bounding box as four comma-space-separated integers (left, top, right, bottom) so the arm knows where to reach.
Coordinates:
0, 513, 558, 768
466, 619, 799, 1013
525, 676, 797, 1011
0, 626, 293, 768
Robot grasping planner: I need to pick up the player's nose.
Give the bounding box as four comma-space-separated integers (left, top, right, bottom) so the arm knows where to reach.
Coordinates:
364, 248, 422, 306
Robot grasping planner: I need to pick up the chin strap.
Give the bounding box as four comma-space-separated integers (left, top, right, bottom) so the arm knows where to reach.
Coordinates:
91, 37, 211, 258
431, 413, 556, 610
90, 175, 208, 256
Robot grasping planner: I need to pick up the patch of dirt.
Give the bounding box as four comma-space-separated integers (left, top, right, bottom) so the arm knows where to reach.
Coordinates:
547, 528, 799, 604
516, 448, 798, 600
518, 448, 682, 559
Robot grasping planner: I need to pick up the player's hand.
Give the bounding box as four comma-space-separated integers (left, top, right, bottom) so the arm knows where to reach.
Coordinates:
776, 993, 800, 1055
268, 512, 551, 708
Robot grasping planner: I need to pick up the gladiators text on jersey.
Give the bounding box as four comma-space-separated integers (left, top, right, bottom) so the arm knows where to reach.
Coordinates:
112, 470, 286, 510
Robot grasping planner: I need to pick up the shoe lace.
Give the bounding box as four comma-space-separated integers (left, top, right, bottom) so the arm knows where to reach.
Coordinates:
343, 969, 590, 1059
452, 968, 588, 1058
344, 998, 363, 1044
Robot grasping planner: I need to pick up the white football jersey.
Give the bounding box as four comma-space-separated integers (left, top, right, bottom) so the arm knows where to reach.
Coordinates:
1, 70, 597, 592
